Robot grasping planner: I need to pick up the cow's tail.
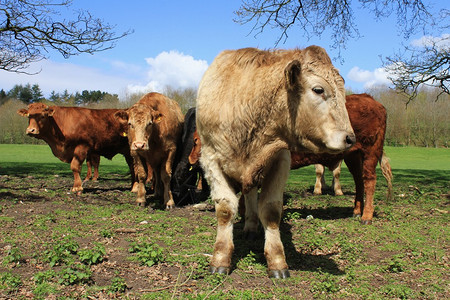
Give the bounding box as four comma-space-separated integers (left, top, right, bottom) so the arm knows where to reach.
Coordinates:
379, 151, 393, 201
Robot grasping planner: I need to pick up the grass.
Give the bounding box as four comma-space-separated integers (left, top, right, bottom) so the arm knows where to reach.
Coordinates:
0, 144, 449, 299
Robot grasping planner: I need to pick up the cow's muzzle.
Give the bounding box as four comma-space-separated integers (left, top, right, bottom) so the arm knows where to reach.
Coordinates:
131, 141, 149, 151
26, 127, 39, 135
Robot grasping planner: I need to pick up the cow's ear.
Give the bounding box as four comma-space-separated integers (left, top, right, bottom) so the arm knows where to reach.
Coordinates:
17, 108, 29, 117
114, 110, 129, 124
154, 113, 163, 123
47, 107, 55, 117
285, 60, 302, 90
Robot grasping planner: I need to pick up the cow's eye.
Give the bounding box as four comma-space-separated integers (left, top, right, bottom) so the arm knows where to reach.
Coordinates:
312, 87, 324, 95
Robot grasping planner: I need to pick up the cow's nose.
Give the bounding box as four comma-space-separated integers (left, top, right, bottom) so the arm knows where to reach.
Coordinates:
133, 141, 146, 150
345, 134, 356, 148
26, 128, 36, 135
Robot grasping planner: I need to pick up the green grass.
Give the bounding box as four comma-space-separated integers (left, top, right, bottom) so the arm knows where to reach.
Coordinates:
0, 144, 449, 299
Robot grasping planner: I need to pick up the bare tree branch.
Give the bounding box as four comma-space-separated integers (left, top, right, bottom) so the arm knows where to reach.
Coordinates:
0, 0, 133, 73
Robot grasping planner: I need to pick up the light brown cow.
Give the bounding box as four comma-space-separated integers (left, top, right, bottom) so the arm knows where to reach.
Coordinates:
115, 92, 183, 209
196, 46, 355, 278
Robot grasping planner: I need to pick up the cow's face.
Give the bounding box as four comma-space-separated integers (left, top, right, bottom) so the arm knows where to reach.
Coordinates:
17, 103, 55, 137
285, 47, 355, 153
115, 104, 162, 151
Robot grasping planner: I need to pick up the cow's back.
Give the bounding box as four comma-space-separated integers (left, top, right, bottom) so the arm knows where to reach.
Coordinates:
51, 106, 128, 158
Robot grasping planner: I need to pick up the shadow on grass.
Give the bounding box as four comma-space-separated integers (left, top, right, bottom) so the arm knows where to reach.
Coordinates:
231, 221, 344, 276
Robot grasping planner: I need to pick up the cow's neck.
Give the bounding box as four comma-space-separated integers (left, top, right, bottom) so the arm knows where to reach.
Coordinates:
42, 118, 69, 161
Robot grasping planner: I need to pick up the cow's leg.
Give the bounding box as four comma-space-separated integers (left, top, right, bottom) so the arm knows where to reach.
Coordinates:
161, 155, 175, 210
361, 156, 378, 225
91, 154, 100, 181
259, 149, 291, 278
331, 160, 343, 196
134, 155, 147, 206
313, 164, 325, 195
84, 158, 93, 182
206, 161, 238, 275
243, 187, 258, 240
71, 145, 89, 193
124, 153, 139, 192
344, 152, 364, 219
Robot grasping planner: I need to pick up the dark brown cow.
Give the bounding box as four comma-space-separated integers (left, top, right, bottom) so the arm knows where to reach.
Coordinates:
291, 93, 393, 224
17, 103, 134, 193
115, 92, 184, 209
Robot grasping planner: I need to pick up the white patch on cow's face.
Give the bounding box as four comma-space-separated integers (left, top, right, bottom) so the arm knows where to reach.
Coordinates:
296, 73, 355, 153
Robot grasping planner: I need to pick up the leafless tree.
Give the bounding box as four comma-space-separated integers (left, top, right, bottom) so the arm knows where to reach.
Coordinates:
0, 0, 132, 73
235, 0, 449, 99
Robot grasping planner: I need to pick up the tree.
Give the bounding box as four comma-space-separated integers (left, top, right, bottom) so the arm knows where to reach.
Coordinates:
384, 34, 449, 103
234, 0, 449, 99
0, 0, 132, 73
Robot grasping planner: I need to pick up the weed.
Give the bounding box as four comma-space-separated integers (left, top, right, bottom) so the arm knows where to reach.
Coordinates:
34, 269, 57, 284
128, 241, 165, 267
2, 245, 22, 265
385, 254, 408, 273
107, 276, 128, 294
43, 237, 79, 266
310, 272, 340, 294
33, 282, 58, 300
0, 272, 22, 291
78, 243, 106, 265
381, 284, 414, 299
100, 229, 113, 238
57, 264, 92, 286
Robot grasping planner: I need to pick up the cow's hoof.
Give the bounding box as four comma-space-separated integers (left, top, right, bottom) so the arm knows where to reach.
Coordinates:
165, 204, 174, 210
268, 269, 290, 279
353, 213, 361, 218
209, 266, 230, 275
244, 230, 258, 241
361, 219, 372, 225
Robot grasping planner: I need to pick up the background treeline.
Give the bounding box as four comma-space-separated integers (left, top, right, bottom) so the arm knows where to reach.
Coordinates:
0, 83, 448, 147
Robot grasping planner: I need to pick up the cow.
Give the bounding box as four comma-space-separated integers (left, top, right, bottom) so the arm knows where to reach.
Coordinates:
196, 46, 355, 278
17, 103, 135, 193
291, 93, 393, 224
114, 92, 183, 209
171, 108, 209, 206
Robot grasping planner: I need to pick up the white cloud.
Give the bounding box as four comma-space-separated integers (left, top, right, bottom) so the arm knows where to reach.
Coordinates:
347, 66, 391, 89
411, 34, 450, 50
127, 50, 208, 94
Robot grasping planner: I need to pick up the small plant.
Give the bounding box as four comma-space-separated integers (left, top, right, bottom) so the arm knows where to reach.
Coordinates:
310, 272, 340, 294
43, 237, 79, 267
57, 264, 92, 286
3, 245, 22, 265
382, 284, 414, 299
284, 211, 302, 221
100, 229, 113, 238
33, 282, 58, 300
237, 251, 258, 270
78, 243, 106, 265
107, 276, 128, 293
128, 241, 165, 267
34, 269, 57, 284
0, 272, 22, 291
385, 254, 407, 273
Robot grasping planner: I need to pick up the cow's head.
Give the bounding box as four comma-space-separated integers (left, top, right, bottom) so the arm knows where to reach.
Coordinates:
17, 103, 56, 137
114, 104, 163, 151
285, 45, 355, 153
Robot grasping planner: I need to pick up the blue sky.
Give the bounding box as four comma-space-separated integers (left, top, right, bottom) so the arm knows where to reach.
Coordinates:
0, 0, 447, 98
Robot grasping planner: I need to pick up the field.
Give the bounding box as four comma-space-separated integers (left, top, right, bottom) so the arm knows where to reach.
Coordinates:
0, 144, 449, 299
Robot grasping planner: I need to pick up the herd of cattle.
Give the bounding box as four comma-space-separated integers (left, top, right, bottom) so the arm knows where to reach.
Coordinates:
17, 46, 392, 279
